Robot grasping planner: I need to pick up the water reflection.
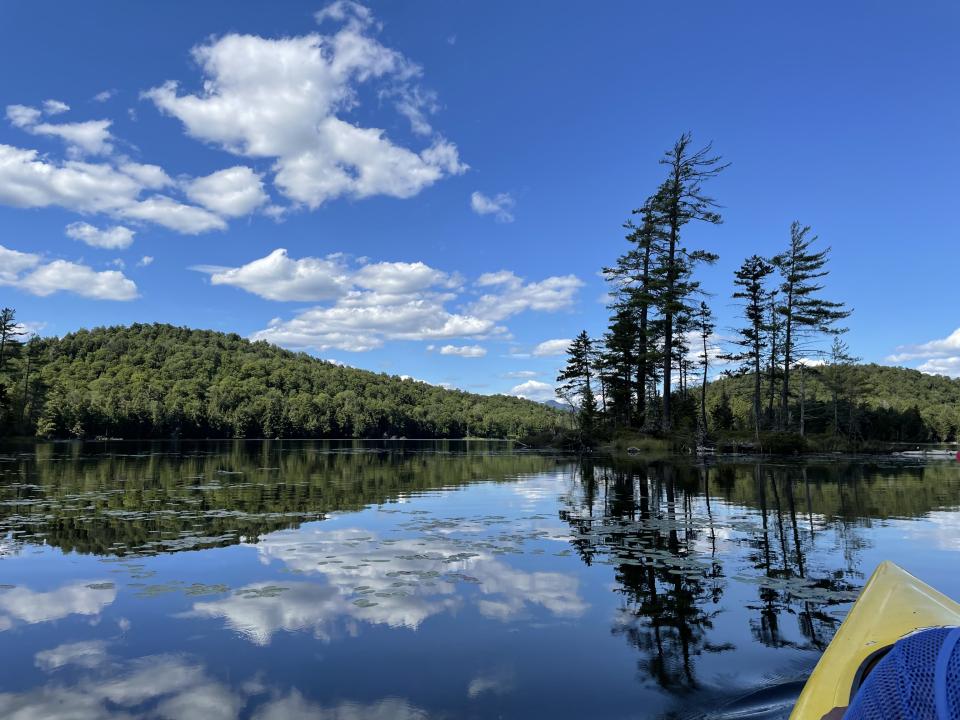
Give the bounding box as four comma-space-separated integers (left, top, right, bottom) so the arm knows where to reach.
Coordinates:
1, 641, 430, 720
0, 440, 560, 556
557, 458, 957, 700
0, 581, 116, 630
187, 519, 587, 644
1, 442, 959, 719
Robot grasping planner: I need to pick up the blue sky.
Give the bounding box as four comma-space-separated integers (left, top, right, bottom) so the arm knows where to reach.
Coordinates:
2, 0, 959, 399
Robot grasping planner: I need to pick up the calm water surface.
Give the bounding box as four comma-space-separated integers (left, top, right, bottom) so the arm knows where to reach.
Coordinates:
1, 441, 959, 719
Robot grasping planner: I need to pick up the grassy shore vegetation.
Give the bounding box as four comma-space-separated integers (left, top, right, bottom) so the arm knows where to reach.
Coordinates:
556, 133, 960, 454
0, 318, 563, 440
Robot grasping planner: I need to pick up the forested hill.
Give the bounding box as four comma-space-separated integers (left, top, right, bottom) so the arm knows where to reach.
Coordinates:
705, 363, 960, 443
0, 323, 562, 440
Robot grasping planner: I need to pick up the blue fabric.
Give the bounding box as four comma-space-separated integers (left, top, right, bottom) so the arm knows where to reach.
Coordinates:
936, 628, 960, 720
845, 627, 960, 720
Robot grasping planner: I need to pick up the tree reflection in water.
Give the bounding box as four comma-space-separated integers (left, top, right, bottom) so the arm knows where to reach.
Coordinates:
558, 458, 953, 695
563, 460, 734, 690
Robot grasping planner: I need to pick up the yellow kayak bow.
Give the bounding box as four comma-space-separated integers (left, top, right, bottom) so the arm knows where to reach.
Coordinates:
790, 561, 960, 720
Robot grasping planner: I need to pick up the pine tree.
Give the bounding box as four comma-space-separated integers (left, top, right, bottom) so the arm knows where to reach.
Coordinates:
694, 301, 715, 434
766, 290, 783, 429
726, 255, 774, 440
602, 204, 663, 426
0, 307, 25, 371
557, 331, 598, 441
601, 302, 640, 426
711, 387, 734, 430
822, 335, 859, 436
650, 133, 727, 430
773, 222, 851, 430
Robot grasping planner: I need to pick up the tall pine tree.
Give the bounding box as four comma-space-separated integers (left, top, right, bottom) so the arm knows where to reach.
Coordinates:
773, 222, 851, 429
557, 331, 598, 442
726, 255, 774, 439
650, 133, 727, 430
694, 301, 715, 434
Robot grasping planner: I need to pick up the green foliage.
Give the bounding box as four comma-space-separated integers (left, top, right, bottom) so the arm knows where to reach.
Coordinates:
557, 330, 598, 444
650, 133, 727, 429
760, 431, 808, 454
773, 222, 851, 427
710, 388, 734, 430
707, 363, 960, 443
0, 323, 562, 440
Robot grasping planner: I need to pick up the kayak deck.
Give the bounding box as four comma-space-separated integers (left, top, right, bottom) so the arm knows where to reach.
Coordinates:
790, 561, 960, 720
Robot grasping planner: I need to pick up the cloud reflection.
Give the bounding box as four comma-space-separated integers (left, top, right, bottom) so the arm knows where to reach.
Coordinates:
0, 581, 116, 630
2, 644, 430, 720
187, 526, 586, 645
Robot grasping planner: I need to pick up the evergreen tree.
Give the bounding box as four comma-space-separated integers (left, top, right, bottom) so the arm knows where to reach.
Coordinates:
650, 133, 727, 430
601, 302, 640, 426
726, 255, 774, 439
0, 307, 24, 371
602, 205, 663, 426
557, 331, 599, 441
765, 289, 783, 429
773, 222, 851, 430
693, 301, 715, 434
821, 335, 859, 436
711, 387, 734, 430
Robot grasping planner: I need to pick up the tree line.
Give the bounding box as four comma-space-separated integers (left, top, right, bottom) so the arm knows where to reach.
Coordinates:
0, 319, 562, 440
558, 133, 957, 446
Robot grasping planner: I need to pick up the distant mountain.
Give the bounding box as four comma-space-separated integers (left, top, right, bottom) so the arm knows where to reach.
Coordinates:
542, 399, 574, 412
0, 323, 563, 440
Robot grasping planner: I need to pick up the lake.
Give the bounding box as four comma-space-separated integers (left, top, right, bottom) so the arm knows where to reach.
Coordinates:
1, 441, 959, 719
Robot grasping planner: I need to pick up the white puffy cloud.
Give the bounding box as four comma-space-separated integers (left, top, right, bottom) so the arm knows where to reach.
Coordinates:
888, 328, 960, 377
888, 328, 960, 362
200, 248, 352, 301
201, 248, 581, 352
94, 90, 115, 102
0, 243, 138, 301
7, 104, 114, 155
0, 244, 41, 284
6, 104, 41, 128
532, 338, 572, 357
42, 99, 70, 115
120, 195, 227, 233
144, 3, 466, 208
33, 119, 114, 155
254, 291, 497, 352
507, 380, 558, 403
186, 165, 268, 217
18, 261, 138, 301
137, 255, 154, 267
468, 271, 582, 322
0, 144, 226, 234
917, 357, 960, 377
0, 144, 138, 210
471, 191, 514, 223
117, 161, 173, 189
354, 260, 456, 293
439, 344, 486, 357
65, 221, 135, 249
